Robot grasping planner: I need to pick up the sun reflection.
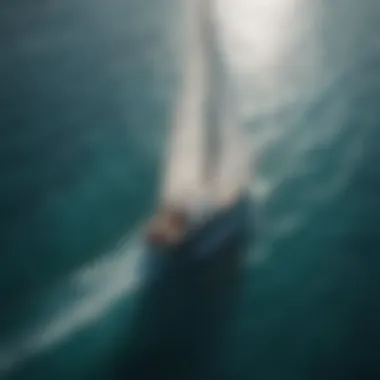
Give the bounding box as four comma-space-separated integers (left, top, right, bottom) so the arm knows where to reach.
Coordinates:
215, 0, 322, 119
216, 0, 301, 70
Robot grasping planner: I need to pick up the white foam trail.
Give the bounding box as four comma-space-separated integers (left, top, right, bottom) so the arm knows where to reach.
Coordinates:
0, 228, 144, 374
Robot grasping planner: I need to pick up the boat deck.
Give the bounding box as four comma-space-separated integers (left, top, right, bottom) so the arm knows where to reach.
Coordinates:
146, 188, 245, 246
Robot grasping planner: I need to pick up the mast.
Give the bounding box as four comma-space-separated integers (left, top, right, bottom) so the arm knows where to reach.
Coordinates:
201, 0, 223, 186
215, 77, 249, 202
205, 1, 248, 202
202, 0, 248, 201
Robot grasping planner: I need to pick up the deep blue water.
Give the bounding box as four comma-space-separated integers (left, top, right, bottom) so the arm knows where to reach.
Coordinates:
1, 0, 380, 379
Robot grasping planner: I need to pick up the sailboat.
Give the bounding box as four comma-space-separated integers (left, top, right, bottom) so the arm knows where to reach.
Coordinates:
145, 0, 250, 262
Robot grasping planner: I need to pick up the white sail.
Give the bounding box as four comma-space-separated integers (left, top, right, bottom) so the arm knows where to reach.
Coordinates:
161, 0, 248, 210
161, 0, 210, 207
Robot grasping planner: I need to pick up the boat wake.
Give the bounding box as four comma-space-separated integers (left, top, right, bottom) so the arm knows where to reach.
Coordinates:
0, 227, 145, 375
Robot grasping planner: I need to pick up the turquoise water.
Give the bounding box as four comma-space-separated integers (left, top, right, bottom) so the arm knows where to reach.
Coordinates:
1, 0, 380, 379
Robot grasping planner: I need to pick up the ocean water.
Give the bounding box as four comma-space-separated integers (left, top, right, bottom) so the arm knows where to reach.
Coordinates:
1, 0, 380, 379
